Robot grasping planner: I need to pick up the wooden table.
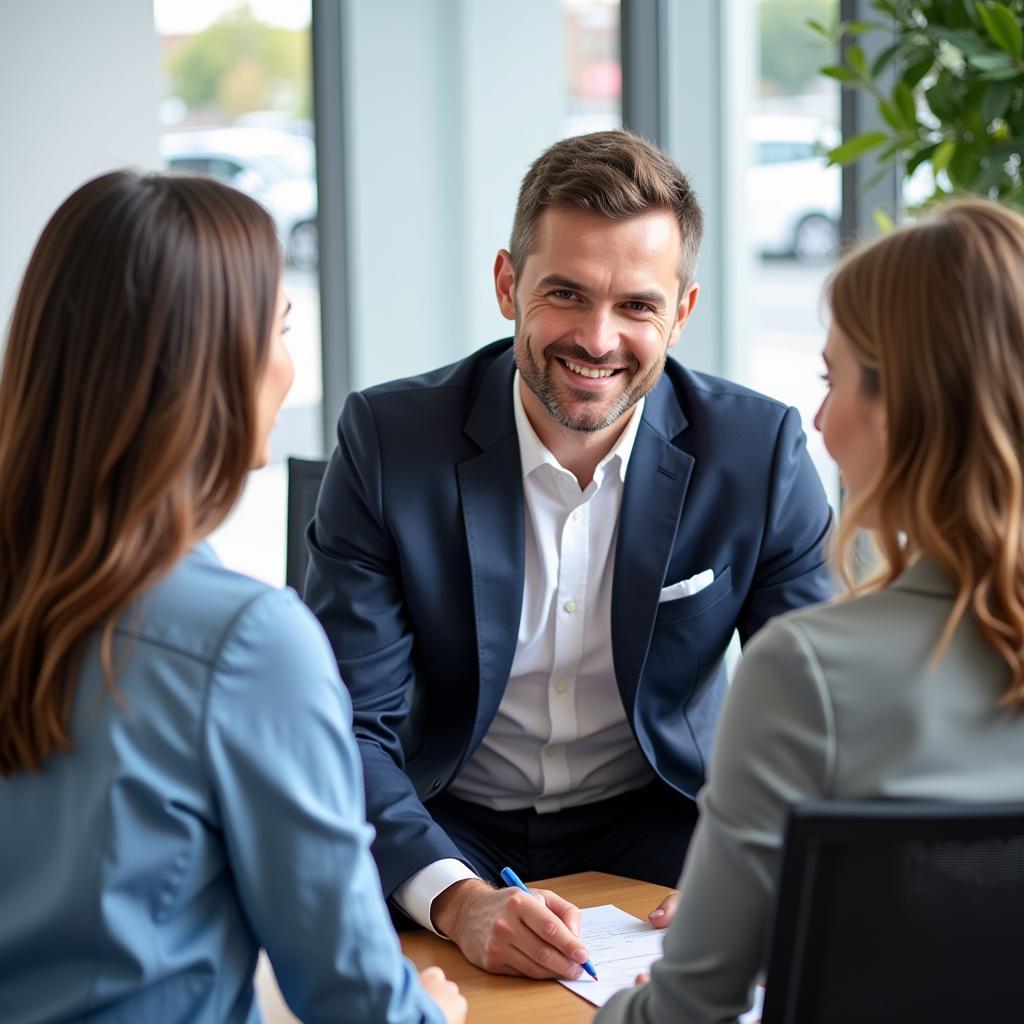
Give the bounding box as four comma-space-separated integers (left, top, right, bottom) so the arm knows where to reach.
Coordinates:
400, 871, 672, 1024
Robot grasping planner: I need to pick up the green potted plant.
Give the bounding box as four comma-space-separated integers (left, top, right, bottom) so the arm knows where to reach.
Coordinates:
810, 1, 1024, 211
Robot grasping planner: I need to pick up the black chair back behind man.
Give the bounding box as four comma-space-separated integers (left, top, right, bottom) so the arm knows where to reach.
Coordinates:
762, 799, 1024, 1024
286, 456, 328, 594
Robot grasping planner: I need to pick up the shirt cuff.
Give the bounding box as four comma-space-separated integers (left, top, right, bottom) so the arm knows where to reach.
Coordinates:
392, 858, 479, 935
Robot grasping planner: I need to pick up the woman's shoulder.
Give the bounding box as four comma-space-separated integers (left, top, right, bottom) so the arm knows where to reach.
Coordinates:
123, 543, 325, 670
744, 567, 957, 694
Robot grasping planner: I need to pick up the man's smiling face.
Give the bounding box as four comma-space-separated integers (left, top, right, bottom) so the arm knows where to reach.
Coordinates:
495, 205, 696, 436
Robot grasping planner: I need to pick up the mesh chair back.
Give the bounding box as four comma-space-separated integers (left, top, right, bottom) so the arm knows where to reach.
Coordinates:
762, 800, 1024, 1024
285, 456, 327, 593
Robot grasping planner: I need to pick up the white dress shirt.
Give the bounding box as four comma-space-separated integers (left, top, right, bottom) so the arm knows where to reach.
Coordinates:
394, 372, 653, 931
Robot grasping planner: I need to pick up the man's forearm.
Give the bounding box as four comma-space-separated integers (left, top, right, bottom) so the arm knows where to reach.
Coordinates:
429, 878, 495, 938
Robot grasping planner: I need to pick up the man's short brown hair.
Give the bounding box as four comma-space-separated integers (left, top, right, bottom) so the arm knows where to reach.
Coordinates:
509, 130, 704, 287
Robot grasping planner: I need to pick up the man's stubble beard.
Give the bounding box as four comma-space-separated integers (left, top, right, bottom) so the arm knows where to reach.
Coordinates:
515, 328, 666, 434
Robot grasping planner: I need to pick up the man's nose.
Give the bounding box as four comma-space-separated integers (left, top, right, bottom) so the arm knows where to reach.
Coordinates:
576, 309, 619, 360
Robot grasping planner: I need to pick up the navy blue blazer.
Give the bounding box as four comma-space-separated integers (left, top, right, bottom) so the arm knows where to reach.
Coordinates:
306, 340, 833, 896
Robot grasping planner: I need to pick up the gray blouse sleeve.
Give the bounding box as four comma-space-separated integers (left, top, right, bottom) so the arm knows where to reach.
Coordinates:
596, 618, 835, 1024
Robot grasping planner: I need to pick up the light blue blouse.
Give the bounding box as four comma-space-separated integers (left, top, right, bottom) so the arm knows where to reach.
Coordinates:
0, 543, 442, 1024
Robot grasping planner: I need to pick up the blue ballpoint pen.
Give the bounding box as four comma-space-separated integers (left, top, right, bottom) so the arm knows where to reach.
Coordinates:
499, 866, 599, 980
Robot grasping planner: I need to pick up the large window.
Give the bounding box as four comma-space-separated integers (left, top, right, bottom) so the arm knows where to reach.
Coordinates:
153, 1, 624, 587
743, 0, 841, 511
154, 0, 321, 586
563, 0, 621, 135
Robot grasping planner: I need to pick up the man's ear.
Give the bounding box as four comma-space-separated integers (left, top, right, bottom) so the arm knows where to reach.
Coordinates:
668, 282, 699, 350
494, 249, 517, 321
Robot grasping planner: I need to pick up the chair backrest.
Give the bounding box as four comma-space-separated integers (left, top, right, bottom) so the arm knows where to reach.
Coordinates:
285, 456, 327, 594
762, 799, 1024, 1024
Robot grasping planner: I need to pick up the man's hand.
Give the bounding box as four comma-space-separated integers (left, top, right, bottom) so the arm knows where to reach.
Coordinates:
431, 877, 590, 979
647, 889, 678, 929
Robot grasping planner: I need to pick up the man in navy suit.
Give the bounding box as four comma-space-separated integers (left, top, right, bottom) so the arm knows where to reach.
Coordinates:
306, 130, 832, 981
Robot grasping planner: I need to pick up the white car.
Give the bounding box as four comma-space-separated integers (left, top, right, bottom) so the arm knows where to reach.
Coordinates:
160, 128, 318, 270
747, 116, 840, 263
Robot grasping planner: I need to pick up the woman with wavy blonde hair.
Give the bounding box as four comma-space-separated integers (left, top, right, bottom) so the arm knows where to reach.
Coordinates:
596, 197, 1024, 1024
0, 171, 464, 1024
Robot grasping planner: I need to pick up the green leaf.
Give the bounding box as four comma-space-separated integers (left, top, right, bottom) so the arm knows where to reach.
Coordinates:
894, 81, 919, 125
872, 0, 898, 16
846, 44, 868, 75
976, 64, 1024, 79
949, 143, 983, 186
903, 52, 937, 87
822, 64, 861, 82
879, 139, 908, 163
842, 20, 884, 35
806, 18, 832, 39
991, 4, 1024, 54
925, 77, 961, 120
969, 154, 1010, 194
906, 141, 941, 175
871, 40, 906, 77
1002, 184, 1024, 208
985, 137, 1024, 160
879, 98, 907, 130
975, 2, 1024, 56
981, 79, 1014, 123
932, 139, 958, 171
873, 208, 896, 233
963, 0, 985, 28
827, 132, 891, 165
966, 51, 1019, 71
929, 25, 995, 54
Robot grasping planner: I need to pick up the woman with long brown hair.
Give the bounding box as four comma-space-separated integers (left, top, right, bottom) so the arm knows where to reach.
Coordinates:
0, 170, 464, 1024
595, 197, 1024, 1023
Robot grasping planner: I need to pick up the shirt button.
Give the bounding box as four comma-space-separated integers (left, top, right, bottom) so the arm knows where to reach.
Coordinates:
555, 679, 569, 694
546, 745, 558, 757
571, 509, 582, 522
563, 599, 577, 614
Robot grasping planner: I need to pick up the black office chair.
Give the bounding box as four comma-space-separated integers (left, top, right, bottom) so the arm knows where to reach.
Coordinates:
761, 799, 1024, 1023
285, 456, 328, 593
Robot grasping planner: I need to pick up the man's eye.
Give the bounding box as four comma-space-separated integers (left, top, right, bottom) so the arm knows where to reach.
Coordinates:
625, 301, 653, 313
819, 373, 832, 389
551, 289, 576, 301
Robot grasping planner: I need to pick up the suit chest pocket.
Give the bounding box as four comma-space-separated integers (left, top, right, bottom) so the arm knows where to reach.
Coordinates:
654, 565, 733, 623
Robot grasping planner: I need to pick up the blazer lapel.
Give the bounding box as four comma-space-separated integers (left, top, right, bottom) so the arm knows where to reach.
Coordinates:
612, 375, 693, 713
457, 349, 526, 751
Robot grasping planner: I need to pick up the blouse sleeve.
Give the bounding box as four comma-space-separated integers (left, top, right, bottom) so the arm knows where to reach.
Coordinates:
596, 617, 836, 1024
201, 586, 443, 1024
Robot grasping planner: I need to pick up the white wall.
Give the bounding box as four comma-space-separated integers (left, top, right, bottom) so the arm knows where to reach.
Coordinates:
0, 0, 161, 330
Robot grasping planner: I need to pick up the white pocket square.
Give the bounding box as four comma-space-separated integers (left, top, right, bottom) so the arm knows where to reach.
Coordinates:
658, 569, 715, 603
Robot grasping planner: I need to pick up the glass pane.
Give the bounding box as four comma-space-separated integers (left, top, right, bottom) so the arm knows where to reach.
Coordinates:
744, 0, 840, 512
562, 0, 621, 136
154, 0, 323, 587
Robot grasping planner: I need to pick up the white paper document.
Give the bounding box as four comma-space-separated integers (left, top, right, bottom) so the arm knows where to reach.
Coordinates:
559, 905, 764, 1022
558, 905, 666, 1007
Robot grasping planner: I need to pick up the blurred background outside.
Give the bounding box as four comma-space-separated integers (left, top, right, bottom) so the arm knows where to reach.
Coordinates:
152, 0, 840, 586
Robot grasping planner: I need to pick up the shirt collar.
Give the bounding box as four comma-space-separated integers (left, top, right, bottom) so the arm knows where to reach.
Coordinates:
512, 369, 645, 484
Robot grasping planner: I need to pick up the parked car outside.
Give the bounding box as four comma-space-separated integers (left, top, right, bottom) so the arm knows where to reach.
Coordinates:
747, 115, 840, 263
160, 128, 318, 270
